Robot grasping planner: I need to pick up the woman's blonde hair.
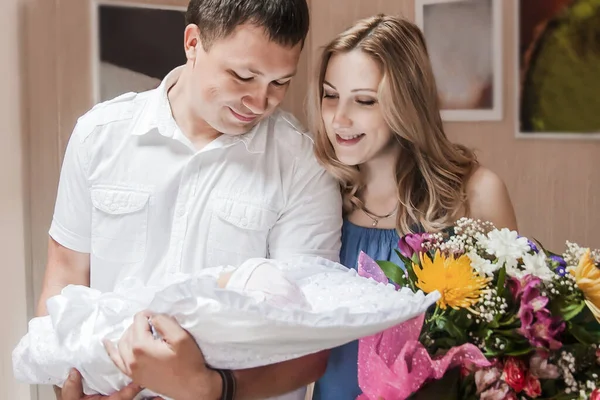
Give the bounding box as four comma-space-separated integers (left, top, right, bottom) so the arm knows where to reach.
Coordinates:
308, 14, 478, 234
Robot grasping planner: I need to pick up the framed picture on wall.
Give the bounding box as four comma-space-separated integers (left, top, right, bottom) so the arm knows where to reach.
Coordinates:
516, 0, 600, 139
91, 0, 187, 103
415, 0, 502, 121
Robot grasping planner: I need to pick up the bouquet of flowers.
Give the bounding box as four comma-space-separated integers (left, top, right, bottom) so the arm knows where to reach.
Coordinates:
357, 218, 600, 400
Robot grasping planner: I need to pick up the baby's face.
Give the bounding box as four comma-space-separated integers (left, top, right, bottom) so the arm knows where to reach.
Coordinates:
219, 262, 311, 310
217, 271, 233, 288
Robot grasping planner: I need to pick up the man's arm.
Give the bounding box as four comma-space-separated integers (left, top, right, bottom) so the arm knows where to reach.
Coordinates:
38, 114, 140, 400
231, 351, 330, 399
38, 112, 95, 317
105, 313, 330, 400
40, 239, 91, 400
37, 238, 90, 316
267, 142, 343, 262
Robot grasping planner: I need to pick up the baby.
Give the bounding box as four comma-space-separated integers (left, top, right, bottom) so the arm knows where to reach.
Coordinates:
13, 257, 439, 398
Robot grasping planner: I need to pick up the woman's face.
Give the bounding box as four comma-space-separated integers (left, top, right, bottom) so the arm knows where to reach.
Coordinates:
320, 50, 396, 166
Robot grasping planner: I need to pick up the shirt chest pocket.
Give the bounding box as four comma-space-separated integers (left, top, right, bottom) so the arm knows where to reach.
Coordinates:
91, 187, 150, 264
208, 193, 278, 266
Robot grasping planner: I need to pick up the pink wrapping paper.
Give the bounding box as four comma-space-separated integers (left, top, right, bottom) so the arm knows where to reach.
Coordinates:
357, 252, 491, 400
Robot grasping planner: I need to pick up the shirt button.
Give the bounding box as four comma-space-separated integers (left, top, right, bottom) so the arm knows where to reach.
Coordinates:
109, 203, 117, 211
177, 208, 186, 217
241, 218, 248, 227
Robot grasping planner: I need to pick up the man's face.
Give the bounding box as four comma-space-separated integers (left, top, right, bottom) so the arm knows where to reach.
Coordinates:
188, 23, 302, 136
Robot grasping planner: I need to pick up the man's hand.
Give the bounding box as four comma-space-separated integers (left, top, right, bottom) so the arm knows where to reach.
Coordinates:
104, 312, 222, 400
57, 369, 145, 400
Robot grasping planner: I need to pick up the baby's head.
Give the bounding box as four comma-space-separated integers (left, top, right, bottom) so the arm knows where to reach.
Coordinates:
219, 261, 311, 310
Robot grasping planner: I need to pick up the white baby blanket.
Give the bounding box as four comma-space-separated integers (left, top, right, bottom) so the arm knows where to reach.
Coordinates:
13, 257, 439, 398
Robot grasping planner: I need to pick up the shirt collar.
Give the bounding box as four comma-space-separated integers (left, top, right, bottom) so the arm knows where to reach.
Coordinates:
131, 66, 268, 154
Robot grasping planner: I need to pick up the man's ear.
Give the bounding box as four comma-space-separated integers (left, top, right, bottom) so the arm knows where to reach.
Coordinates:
184, 24, 202, 60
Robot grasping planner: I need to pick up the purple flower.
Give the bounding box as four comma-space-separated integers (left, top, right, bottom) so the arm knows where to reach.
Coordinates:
518, 308, 564, 350
398, 233, 429, 259
549, 255, 567, 276
509, 275, 542, 299
517, 235, 539, 253
527, 240, 539, 253
550, 255, 566, 267
512, 276, 564, 350
521, 284, 548, 312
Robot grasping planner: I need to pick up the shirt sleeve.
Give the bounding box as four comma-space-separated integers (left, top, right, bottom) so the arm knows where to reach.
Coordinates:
48, 119, 93, 253
268, 148, 343, 263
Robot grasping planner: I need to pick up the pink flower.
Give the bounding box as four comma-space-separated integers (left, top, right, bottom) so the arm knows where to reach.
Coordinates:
518, 309, 564, 350
398, 233, 429, 259
514, 276, 548, 317
591, 389, 600, 400
513, 276, 565, 350
521, 283, 549, 312
480, 382, 512, 400
475, 367, 502, 394
502, 358, 527, 393
529, 352, 560, 379
509, 275, 541, 299
596, 348, 600, 365
523, 373, 542, 398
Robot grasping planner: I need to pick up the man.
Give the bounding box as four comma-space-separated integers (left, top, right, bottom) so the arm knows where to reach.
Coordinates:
38, 1, 342, 399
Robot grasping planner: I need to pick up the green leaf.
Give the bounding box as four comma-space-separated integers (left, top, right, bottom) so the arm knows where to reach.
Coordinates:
498, 315, 519, 327
394, 249, 419, 291
532, 237, 548, 253
494, 329, 527, 340
394, 249, 414, 267
561, 300, 586, 321
376, 260, 407, 286
568, 322, 600, 345
436, 316, 467, 342
503, 347, 533, 357
411, 253, 420, 266
496, 266, 507, 296
395, 250, 419, 290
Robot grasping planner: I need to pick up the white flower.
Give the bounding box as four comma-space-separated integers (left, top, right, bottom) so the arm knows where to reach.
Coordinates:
479, 228, 530, 271
522, 251, 555, 282
468, 251, 498, 276
505, 263, 526, 280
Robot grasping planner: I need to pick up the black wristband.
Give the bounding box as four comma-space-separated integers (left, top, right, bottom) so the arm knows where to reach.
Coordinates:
214, 368, 237, 400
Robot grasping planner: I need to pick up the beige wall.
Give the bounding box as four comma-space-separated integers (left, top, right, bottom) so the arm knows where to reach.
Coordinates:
0, 0, 34, 398
307, 0, 600, 251
35, 0, 597, 262
4, 0, 598, 396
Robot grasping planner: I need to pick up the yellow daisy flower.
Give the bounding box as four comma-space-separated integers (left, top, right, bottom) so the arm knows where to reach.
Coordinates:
413, 250, 490, 310
570, 249, 600, 323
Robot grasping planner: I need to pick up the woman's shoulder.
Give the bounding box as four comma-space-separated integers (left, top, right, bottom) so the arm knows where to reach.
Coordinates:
466, 166, 504, 195
465, 166, 518, 230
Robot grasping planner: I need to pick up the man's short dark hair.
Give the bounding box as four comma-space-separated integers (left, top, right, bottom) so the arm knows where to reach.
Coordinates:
185, 0, 310, 50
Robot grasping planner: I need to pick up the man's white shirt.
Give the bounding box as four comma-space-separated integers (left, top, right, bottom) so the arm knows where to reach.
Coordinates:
50, 65, 342, 296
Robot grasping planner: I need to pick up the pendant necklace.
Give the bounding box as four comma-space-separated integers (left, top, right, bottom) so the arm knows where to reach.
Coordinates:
360, 203, 399, 227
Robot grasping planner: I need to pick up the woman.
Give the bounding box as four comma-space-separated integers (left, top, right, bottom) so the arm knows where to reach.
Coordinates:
308, 14, 517, 399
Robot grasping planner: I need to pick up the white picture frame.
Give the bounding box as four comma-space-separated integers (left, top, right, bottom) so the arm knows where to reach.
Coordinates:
91, 0, 187, 104
415, 0, 503, 122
